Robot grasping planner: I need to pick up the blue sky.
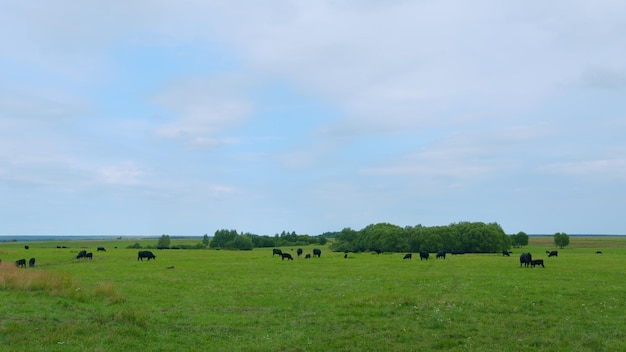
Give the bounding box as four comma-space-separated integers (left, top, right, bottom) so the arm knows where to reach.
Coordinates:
1, 1, 625, 236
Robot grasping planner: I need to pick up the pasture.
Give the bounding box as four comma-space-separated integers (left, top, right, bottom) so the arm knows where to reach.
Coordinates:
1, 237, 625, 351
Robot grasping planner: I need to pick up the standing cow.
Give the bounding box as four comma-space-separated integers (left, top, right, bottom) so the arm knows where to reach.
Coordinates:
313, 248, 321, 258
531, 259, 545, 268
297, 248, 303, 257
520, 253, 532, 268
28, 258, 36, 267
138, 251, 156, 261
281, 253, 293, 261
15, 259, 26, 267
76, 250, 87, 259
97, 247, 106, 252
548, 251, 558, 257
436, 251, 446, 259
420, 251, 429, 260
272, 249, 283, 257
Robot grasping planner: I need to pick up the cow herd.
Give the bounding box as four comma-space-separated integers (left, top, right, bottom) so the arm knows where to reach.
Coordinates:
5, 245, 161, 268
273, 248, 322, 261
271, 248, 561, 270
5, 243, 592, 271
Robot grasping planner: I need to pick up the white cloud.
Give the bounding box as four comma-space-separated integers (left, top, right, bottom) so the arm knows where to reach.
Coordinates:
97, 161, 146, 185
152, 76, 253, 148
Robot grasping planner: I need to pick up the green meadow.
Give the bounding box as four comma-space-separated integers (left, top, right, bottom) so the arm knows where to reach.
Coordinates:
1, 237, 625, 351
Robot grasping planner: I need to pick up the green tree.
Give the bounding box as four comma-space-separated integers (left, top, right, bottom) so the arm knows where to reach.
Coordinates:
210, 229, 238, 249
554, 232, 570, 249
202, 234, 210, 248
233, 235, 254, 250
511, 231, 528, 248
157, 234, 171, 248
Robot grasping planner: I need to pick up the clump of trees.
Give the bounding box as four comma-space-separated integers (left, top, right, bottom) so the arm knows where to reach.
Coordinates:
209, 229, 327, 250
329, 221, 511, 253
510, 231, 529, 248
553, 232, 570, 248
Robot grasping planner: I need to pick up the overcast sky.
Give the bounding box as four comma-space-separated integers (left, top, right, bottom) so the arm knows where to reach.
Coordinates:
2, 1, 625, 236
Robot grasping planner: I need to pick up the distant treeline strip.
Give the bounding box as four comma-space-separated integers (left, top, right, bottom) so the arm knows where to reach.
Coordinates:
327, 222, 515, 253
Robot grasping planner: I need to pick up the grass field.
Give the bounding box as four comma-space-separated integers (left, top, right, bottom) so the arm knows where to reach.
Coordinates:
1, 236, 625, 351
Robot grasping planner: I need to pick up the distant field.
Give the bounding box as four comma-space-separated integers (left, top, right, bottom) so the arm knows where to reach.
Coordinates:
1, 236, 625, 351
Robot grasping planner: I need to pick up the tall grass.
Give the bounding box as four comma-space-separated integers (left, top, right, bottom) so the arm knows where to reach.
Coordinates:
0, 262, 78, 296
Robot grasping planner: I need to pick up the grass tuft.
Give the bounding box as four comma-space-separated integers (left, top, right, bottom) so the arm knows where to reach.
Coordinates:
94, 280, 127, 304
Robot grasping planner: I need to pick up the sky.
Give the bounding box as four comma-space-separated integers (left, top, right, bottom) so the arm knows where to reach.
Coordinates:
1, 1, 626, 236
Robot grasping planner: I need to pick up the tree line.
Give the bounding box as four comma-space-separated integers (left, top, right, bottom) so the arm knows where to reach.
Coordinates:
329, 222, 511, 253
209, 230, 327, 250
146, 223, 569, 252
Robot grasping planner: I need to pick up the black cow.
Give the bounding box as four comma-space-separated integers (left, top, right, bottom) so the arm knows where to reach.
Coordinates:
403, 253, 412, 260
138, 251, 156, 261
305, 254, 311, 259
76, 250, 87, 259
436, 251, 446, 259
24, 245, 29, 250
420, 251, 429, 260
272, 248, 283, 257
373, 248, 382, 255
548, 251, 558, 257
520, 253, 532, 268
313, 248, 321, 258
281, 253, 293, 261
502, 250, 511, 256
97, 247, 106, 252
596, 251, 602, 254
28, 258, 36, 267
15, 259, 26, 267
85, 252, 93, 260
297, 248, 303, 257
531, 259, 545, 268
344, 253, 348, 259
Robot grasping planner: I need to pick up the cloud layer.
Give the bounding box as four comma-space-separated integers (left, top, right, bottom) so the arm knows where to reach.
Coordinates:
2, 1, 625, 235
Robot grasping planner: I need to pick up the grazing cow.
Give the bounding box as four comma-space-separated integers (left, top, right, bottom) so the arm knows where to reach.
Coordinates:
373, 248, 382, 255
403, 253, 412, 260
420, 251, 429, 260
297, 248, 303, 257
520, 253, 532, 268
502, 250, 511, 256
24, 245, 29, 250
76, 250, 87, 259
451, 250, 465, 255
596, 251, 602, 254
28, 258, 36, 267
97, 247, 106, 252
15, 259, 26, 267
85, 252, 93, 260
138, 251, 156, 261
305, 254, 311, 259
281, 253, 293, 261
548, 250, 558, 257
531, 259, 545, 268
313, 248, 322, 258
272, 248, 283, 257
436, 251, 446, 259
